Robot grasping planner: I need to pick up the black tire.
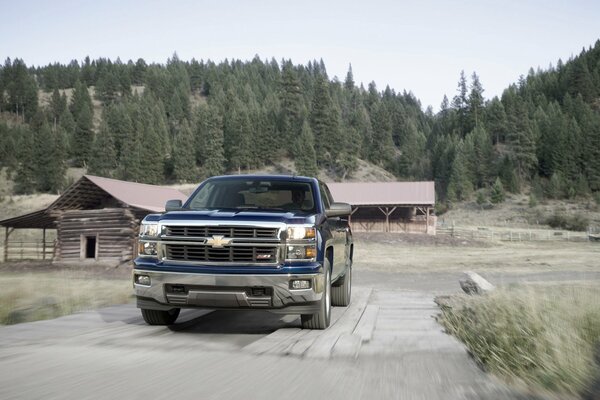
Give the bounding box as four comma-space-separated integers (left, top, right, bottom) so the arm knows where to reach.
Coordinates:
332, 266, 351, 307
301, 261, 331, 329
141, 308, 180, 325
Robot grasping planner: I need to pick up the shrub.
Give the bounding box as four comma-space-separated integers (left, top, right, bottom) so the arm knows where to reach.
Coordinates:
439, 285, 600, 397
546, 212, 590, 231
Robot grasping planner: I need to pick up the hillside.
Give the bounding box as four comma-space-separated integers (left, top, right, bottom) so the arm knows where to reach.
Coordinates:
1, 42, 600, 208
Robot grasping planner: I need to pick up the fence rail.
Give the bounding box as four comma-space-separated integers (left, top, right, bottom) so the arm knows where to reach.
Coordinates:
437, 226, 593, 242
1, 240, 55, 262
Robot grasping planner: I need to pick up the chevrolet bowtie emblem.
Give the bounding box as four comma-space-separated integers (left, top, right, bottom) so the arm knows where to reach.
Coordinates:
206, 235, 232, 248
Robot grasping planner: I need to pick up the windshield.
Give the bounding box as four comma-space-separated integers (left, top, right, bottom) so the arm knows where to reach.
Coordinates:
187, 179, 316, 213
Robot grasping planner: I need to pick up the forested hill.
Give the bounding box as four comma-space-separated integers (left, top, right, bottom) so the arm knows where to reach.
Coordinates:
1, 41, 600, 206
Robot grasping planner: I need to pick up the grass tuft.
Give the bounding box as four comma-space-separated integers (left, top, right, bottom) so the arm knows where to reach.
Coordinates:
438, 285, 600, 397
0, 271, 132, 325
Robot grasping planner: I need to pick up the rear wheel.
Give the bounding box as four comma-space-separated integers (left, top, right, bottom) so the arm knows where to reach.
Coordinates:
332, 265, 351, 307
301, 261, 331, 329
141, 308, 180, 325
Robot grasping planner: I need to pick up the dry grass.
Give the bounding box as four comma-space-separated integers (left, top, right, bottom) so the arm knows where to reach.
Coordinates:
438, 284, 600, 398
353, 233, 600, 273
0, 270, 132, 325
442, 194, 600, 231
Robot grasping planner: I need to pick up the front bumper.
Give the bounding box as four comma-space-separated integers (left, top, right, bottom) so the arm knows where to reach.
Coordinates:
133, 269, 325, 314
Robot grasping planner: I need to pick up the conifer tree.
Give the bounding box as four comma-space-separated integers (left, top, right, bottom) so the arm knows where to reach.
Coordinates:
72, 105, 94, 166
310, 74, 341, 167
294, 121, 319, 177
368, 101, 395, 167
452, 71, 469, 136
14, 126, 36, 194
279, 63, 305, 152
88, 120, 117, 177
468, 72, 484, 130
446, 141, 473, 202
172, 120, 197, 182
195, 105, 225, 177
117, 115, 144, 182
490, 177, 505, 203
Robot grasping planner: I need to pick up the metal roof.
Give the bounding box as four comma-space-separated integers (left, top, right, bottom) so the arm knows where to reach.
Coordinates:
82, 175, 188, 212
0, 176, 189, 229
327, 181, 435, 206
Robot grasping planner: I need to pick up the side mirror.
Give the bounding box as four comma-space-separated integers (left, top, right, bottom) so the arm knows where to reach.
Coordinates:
326, 202, 352, 217
165, 199, 183, 212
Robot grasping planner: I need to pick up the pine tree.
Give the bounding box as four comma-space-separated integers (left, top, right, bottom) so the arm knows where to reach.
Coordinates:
446, 141, 473, 202
14, 126, 36, 194
117, 123, 143, 182
72, 104, 94, 166
279, 62, 305, 152
172, 120, 197, 182
195, 105, 225, 177
585, 118, 600, 191
4, 58, 38, 122
468, 72, 484, 130
88, 120, 117, 177
452, 70, 469, 136
505, 95, 537, 184
368, 101, 395, 167
310, 74, 341, 167
294, 121, 319, 177
490, 177, 505, 203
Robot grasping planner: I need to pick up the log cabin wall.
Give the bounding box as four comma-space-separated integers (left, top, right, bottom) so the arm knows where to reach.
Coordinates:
57, 208, 139, 261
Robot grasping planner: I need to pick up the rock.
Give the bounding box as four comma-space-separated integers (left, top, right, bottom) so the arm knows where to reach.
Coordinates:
459, 271, 495, 295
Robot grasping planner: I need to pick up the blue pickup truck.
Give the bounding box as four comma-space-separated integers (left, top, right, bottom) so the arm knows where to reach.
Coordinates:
133, 175, 353, 329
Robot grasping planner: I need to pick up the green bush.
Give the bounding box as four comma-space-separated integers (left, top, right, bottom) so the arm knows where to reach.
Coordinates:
439, 285, 600, 397
546, 212, 590, 231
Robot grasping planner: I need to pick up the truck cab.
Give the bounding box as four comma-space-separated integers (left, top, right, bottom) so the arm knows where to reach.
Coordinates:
133, 175, 353, 329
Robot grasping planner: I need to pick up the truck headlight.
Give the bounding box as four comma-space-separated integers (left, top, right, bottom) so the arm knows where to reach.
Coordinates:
286, 225, 316, 261
287, 226, 316, 240
138, 241, 158, 256
138, 222, 159, 257
139, 222, 159, 238
286, 245, 317, 260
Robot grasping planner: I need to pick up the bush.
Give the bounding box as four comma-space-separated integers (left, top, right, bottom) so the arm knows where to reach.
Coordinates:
439, 285, 600, 397
546, 212, 590, 231
528, 193, 538, 208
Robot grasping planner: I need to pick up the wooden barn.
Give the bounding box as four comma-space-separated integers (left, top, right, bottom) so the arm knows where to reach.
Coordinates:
0, 175, 187, 262
328, 182, 436, 234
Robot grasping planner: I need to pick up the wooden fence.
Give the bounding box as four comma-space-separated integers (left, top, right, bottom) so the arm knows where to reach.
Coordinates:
437, 226, 593, 242
1, 240, 55, 261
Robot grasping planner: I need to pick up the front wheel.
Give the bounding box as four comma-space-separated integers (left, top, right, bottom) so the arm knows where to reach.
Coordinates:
332, 266, 351, 307
301, 261, 331, 329
141, 308, 180, 325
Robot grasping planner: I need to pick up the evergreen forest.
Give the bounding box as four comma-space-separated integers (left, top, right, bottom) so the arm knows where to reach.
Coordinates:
1, 40, 600, 207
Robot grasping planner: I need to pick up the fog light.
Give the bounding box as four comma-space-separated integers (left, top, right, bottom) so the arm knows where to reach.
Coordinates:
290, 279, 311, 290
135, 274, 151, 286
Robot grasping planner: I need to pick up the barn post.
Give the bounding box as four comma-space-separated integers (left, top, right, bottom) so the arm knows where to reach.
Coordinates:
42, 228, 46, 260
4, 227, 14, 262
426, 207, 430, 234
385, 207, 390, 232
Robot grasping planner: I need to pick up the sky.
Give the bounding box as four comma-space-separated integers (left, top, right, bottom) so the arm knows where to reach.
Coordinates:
1, 0, 599, 111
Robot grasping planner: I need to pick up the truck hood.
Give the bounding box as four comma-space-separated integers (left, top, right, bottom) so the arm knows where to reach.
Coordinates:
154, 210, 316, 225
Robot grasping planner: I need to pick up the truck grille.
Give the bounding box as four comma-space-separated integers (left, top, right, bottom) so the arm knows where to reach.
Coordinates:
165, 226, 279, 239
165, 244, 279, 263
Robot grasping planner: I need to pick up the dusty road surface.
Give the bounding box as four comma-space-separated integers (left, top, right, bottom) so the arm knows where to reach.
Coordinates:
2, 234, 598, 400
1, 284, 520, 400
